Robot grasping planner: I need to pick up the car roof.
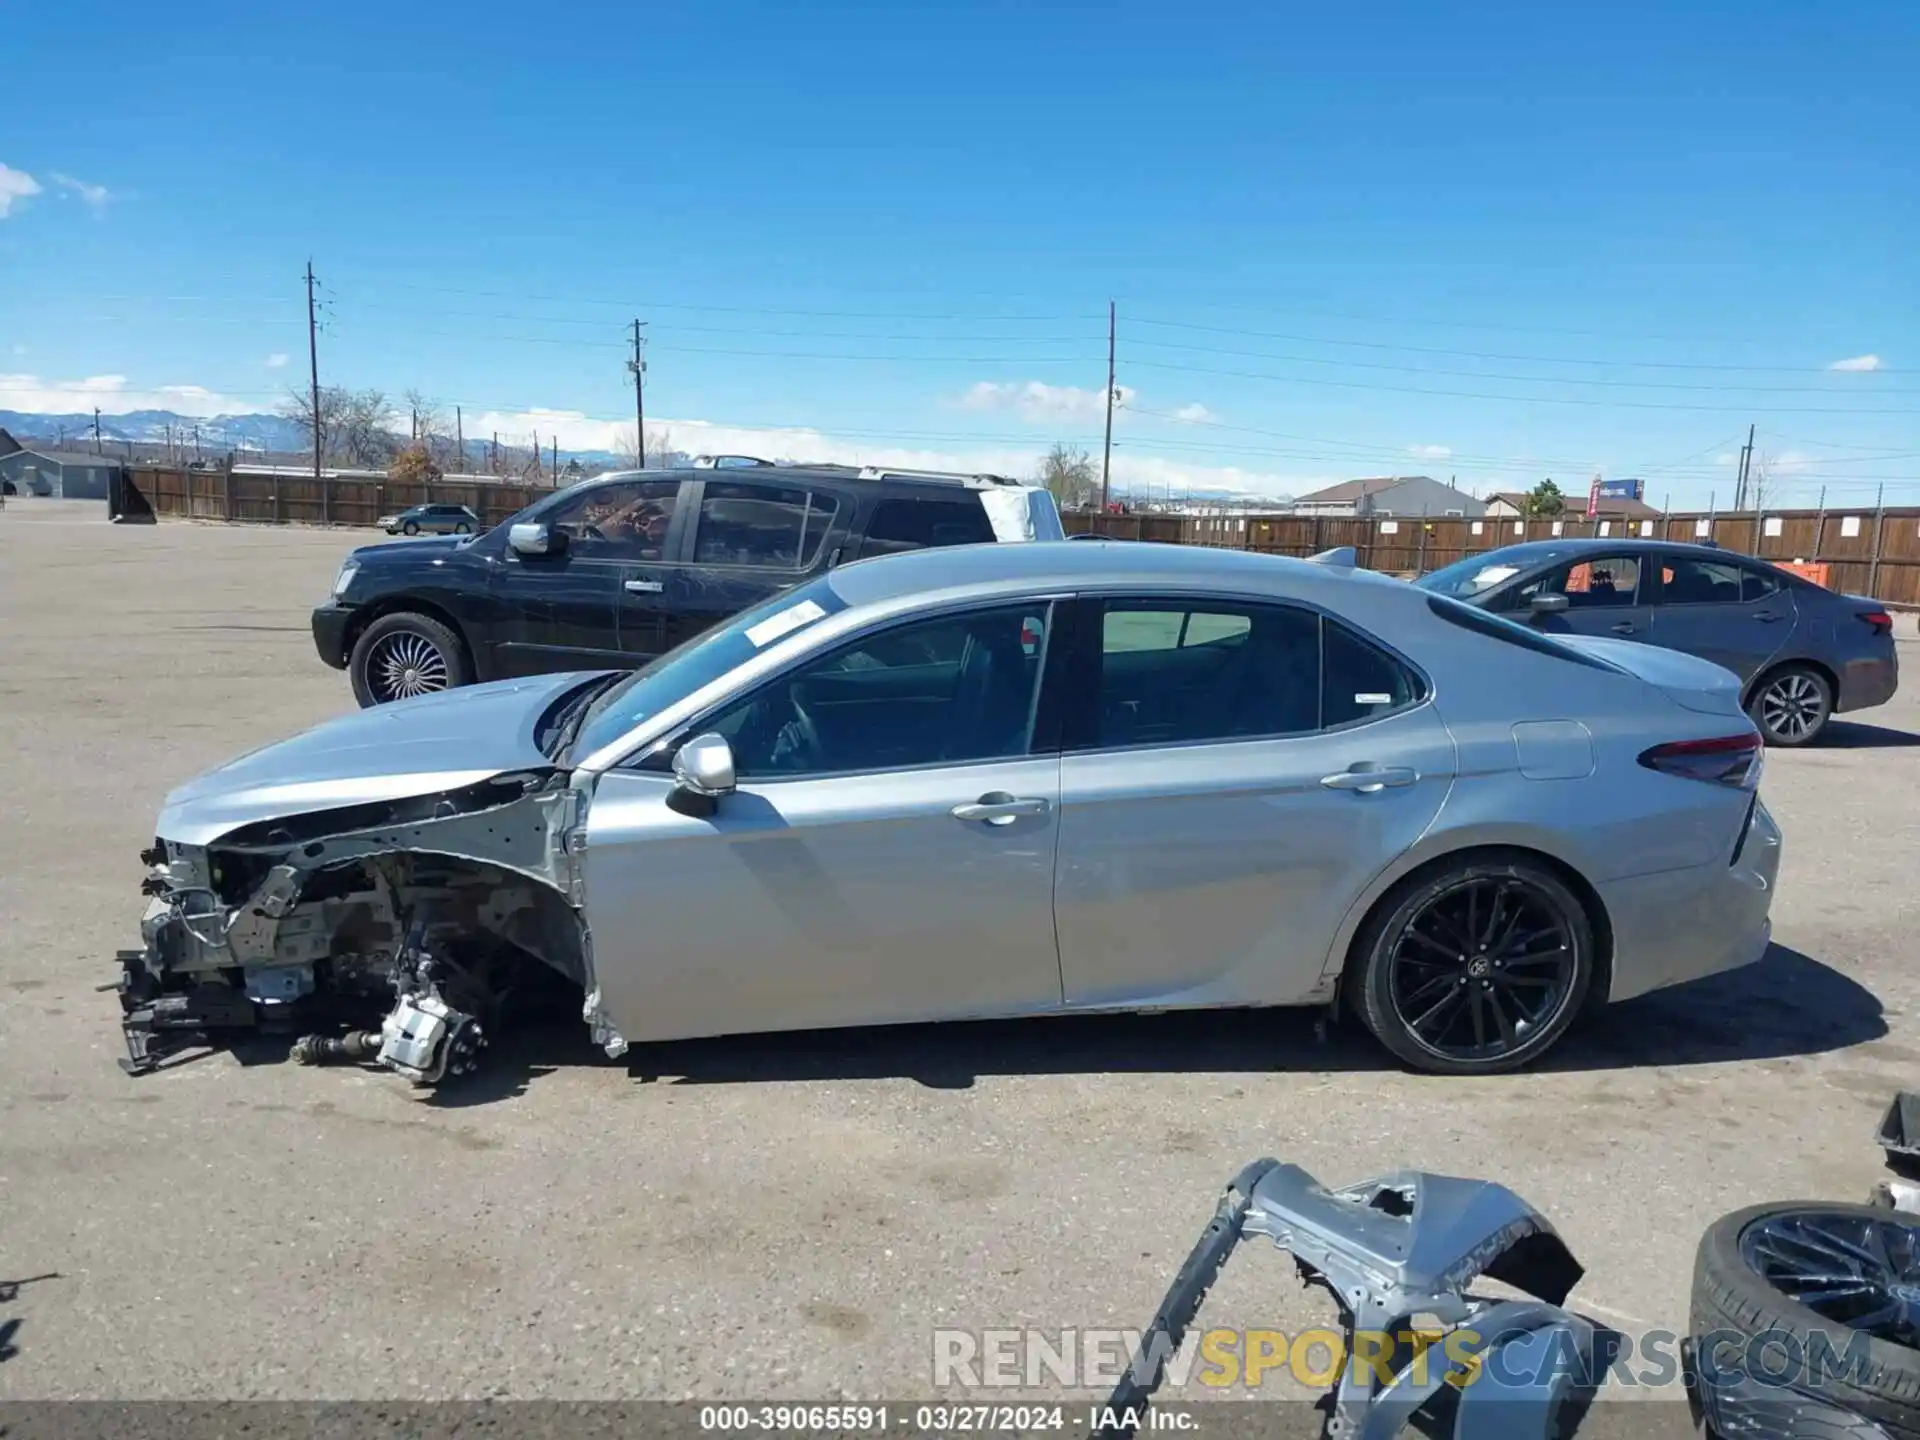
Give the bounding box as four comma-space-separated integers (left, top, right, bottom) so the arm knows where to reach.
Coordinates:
824, 538, 1403, 610
1478, 537, 1748, 563
573, 465, 1010, 499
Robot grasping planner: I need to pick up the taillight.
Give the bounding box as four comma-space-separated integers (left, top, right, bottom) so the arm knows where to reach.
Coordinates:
1638, 733, 1764, 790
1857, 608, 1893, 637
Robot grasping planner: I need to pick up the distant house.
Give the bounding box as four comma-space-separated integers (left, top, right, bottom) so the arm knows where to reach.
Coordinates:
1289, 475, 1485, 518
1483, 490, 1665, 525
0, 448, 125, 500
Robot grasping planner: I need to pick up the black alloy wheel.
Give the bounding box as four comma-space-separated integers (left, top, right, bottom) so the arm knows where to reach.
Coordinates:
1350, 856, 1593, 1075
1740, 1210, 1920, 1348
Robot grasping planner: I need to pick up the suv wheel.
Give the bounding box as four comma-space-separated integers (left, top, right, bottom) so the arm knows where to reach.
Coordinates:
402, 519, 420, 535
349, 612, 471, 707
1749, 664, 1832, 747
455, 521, 472, 534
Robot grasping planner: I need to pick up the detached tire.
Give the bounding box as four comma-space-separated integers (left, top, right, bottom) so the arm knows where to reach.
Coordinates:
349, 612, 470, 707
1691, 1202, 1920, 1437
1749, 663, 1833, 747
1345, 852, 1594, 1076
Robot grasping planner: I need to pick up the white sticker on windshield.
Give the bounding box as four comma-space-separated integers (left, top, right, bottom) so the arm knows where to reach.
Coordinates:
1473, 564, 1520, 586
1354, 692, 1392, 706
745, 599, 827, 648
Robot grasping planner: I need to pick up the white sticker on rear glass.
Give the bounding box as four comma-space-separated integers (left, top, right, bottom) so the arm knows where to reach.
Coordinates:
745, 599, 827, 648
1354, 692, 1392, 706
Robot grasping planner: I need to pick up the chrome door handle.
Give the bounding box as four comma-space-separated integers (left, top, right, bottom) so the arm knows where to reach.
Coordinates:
1610, 621, 1636, 634
1754, 612, 1783, 623
951, 794, 1051, 825
624, 579, 664, 594
1321, 767, 1417, 793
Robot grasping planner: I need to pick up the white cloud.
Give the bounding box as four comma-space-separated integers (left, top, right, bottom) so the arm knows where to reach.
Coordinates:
266, 353, 289, 369
1408, 443, 1452, 460
954, 380, 1135, 422
1827, 353, 1883, 373
0, 373, 242, 418
464, 406, 1300, 499
1171, 402, 1219, 424
0, 164, 42, 217
49, 172, 111, 209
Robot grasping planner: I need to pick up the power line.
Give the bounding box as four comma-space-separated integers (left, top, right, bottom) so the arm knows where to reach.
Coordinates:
1123, 358, 1920, 416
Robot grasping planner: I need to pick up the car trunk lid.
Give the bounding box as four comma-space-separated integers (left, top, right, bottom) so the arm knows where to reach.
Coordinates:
1554, 635, 1748, 718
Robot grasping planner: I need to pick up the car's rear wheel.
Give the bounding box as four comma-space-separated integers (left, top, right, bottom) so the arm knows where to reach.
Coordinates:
1347, 854, 1594, 1075
455, 521, 472, 534
349, 612, 471, 707
1749, 664, 1832, 747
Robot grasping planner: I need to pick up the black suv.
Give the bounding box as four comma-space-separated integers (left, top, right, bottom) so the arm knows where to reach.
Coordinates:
313, 462, 1065, 705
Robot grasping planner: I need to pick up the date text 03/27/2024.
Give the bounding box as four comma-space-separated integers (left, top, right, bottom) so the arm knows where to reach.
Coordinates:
697, 1404, 1197, 1434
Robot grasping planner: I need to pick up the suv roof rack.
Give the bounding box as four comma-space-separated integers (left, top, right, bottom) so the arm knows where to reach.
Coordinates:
689, 454, 775, 469
854, 465, 1024, 488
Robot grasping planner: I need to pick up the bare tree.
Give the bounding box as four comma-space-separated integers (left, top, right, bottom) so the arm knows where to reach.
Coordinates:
1749, 452, 1775, 513
280, 386, 398, 468
613, 424, 679, 470
1037, 442, 1098, 510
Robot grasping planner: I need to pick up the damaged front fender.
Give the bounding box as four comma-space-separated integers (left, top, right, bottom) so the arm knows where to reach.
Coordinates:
121, 767, 622, 1081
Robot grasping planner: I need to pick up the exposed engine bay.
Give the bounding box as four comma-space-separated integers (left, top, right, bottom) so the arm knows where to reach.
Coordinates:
118, 767, 626, 1086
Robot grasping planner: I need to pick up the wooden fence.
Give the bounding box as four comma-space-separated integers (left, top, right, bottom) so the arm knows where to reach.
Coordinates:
119, 464, 1920, 607
126, 465, 556, 531
1067, 505, 1920, 606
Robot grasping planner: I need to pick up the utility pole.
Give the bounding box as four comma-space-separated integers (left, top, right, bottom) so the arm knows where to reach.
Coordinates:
491, 432, 499, 475
305, 260, 323, 484
194, 425, 201, 462
1733, 423, 1755, 511
93, 407, 102, 454
629, 319, 648, 468
455, 406, 464, 473
1099, 300, 1116, 511
552, 436, 559, 483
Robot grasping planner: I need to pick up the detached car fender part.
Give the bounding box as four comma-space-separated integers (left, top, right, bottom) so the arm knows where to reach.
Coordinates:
1096, 1160, 1592, 1440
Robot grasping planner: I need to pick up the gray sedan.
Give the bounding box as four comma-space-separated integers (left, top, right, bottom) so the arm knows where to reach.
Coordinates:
119, 540, 1780, 1083
1415, 539, 1899, 746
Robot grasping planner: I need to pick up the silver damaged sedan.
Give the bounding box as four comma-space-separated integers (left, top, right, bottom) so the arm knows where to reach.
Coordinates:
118, 541, 1781, 1081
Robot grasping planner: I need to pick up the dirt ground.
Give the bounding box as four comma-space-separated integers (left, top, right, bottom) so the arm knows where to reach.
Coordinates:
3, 498, 1918, 1409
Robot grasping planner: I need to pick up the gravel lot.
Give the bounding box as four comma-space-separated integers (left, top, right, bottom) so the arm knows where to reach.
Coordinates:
3, 499, 1919, 1407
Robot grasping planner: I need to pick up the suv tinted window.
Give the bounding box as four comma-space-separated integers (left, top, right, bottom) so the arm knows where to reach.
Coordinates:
705, 602, 1050, 777
548, 478, 681, 561
693, 482, 840, 569
1090, 600, 1319, 748
857, 496, 995, 559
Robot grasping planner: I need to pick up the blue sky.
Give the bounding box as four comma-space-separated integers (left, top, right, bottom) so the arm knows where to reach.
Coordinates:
2, 0, 1915, 505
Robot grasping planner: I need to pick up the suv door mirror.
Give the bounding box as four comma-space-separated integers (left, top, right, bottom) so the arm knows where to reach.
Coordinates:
667, 733, 736, 817
1528, 592, 1570, 621
509, 521, 565, 557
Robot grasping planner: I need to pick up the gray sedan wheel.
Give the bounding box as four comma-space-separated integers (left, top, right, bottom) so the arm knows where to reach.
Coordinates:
1347, 854, 1594, 1076
402, 520, 420, 535
1749, 664, 1832, 747
348, 612, 471, 707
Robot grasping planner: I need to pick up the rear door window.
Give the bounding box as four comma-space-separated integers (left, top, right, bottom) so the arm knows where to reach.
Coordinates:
856, 497, 995, 559
691, 482, 841, 569
1656, 556, 1748, 606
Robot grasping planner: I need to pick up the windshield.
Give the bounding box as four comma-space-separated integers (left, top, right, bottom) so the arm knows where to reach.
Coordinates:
566, 574, 851, 763
1413, 549, 1550, 598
